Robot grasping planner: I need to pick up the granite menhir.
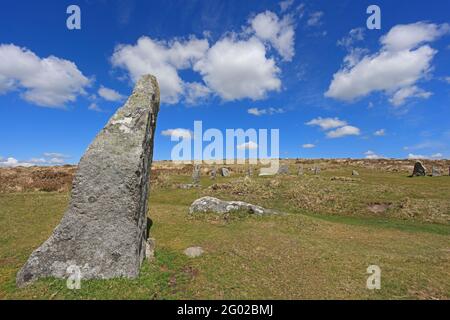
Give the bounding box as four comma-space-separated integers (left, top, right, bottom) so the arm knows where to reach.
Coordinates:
16, 75, 160, 287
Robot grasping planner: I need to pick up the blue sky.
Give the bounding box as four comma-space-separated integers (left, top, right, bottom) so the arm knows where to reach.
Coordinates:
0, 0, 449, 165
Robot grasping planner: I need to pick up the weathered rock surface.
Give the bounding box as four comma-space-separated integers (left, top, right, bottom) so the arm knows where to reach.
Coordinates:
184, 247, 204, 258
432, 167, 441, 177
221, 168, 230, 177
16, 75, 160, 287
412, 161, 426, 176
192, 164, 201, 185
189, 196, 277, 215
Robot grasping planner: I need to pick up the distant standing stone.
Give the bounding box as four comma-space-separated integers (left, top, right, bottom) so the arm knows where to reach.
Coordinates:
210, 167, 217, 180
221, 167, 230, 177
432, 167, 441, 177
297, 165, 304, 176
246, 167, 254, 177
192, 164, 201, 185
184, 246, 204, 258
314, 167, 321, 175
16, 74, 160, 287
278, 164, 289, 175
352, 170, 359, 176
412, 161, 426, 176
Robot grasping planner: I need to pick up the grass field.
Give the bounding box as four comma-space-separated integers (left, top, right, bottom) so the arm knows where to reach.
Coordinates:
0, 162, 449, 299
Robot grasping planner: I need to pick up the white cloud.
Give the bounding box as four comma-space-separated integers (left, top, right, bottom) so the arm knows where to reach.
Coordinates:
279, 0, 294, 13
389, 85, 432, 107
326, 22, 449, 106
431, 153, 443, 159
302, 143, 315, 148
250, 11, 295, 61
0, 44, 90, 107
88, 103, 103, 112
161, 128, 193, 139
111, 36, 209, 104
237, 141, 258, 150
98, 86, 125, 102
0, 153, 69, 167
445, 77, 450, 84
112, 10, 294, 104
407, 152, 444, 160
381, 22, 450, 52
247, 107, 285, 116
194, 37, 281, 101
184, 82, 211, 104
374, 129, 386, 136
365, 150, 383, 159
307, 11, 323, 27
43, 152, 69, 158
306, 117, 347, 130
326, 125, 360, 138
337, 28, 365, 49
408, 153, 427, 160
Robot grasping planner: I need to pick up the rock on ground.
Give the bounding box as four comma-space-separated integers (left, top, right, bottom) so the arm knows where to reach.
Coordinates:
184, 247, 204, 258
16, 75, 160, 287
189, 196, 277, 215
412, 161, 426, 176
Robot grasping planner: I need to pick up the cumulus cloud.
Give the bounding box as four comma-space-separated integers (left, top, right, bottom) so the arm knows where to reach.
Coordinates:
306, 117, 347, 130
307, 117, 360, 139
0, 153, 69, 167
112, 10, 295, 104
408, 152, 444, 160
237, 141, 258, 150
161, 128, 193, 139
247, 107, 285, 116
326, 125, 360, 138
374, 129, 386, 136
326, 22, 449, 106
365, 150, 384, 159
0, 44, 90, 107
112, 36, 209, 104
194, 37, 281, 101
98, 86, 125, 102
302, 143, 315, 148
249, 11, 295, 61
389, 85, 432, 106
407, 153, 427, 160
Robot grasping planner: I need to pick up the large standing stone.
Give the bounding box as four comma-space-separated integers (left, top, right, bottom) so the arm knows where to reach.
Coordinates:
16, 75, 160, 287
412, 161, 426, 177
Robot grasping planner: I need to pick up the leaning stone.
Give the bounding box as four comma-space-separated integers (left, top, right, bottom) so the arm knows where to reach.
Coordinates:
221, 167, 230, 177
184, 247, 204, 258
412, 161, 426, 176
189, 196, 277, 215
352, 170, 359, 176
16, 75, 160, 288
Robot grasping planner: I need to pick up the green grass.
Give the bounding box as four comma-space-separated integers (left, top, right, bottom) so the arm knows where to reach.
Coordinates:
1, 168, 449, 299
